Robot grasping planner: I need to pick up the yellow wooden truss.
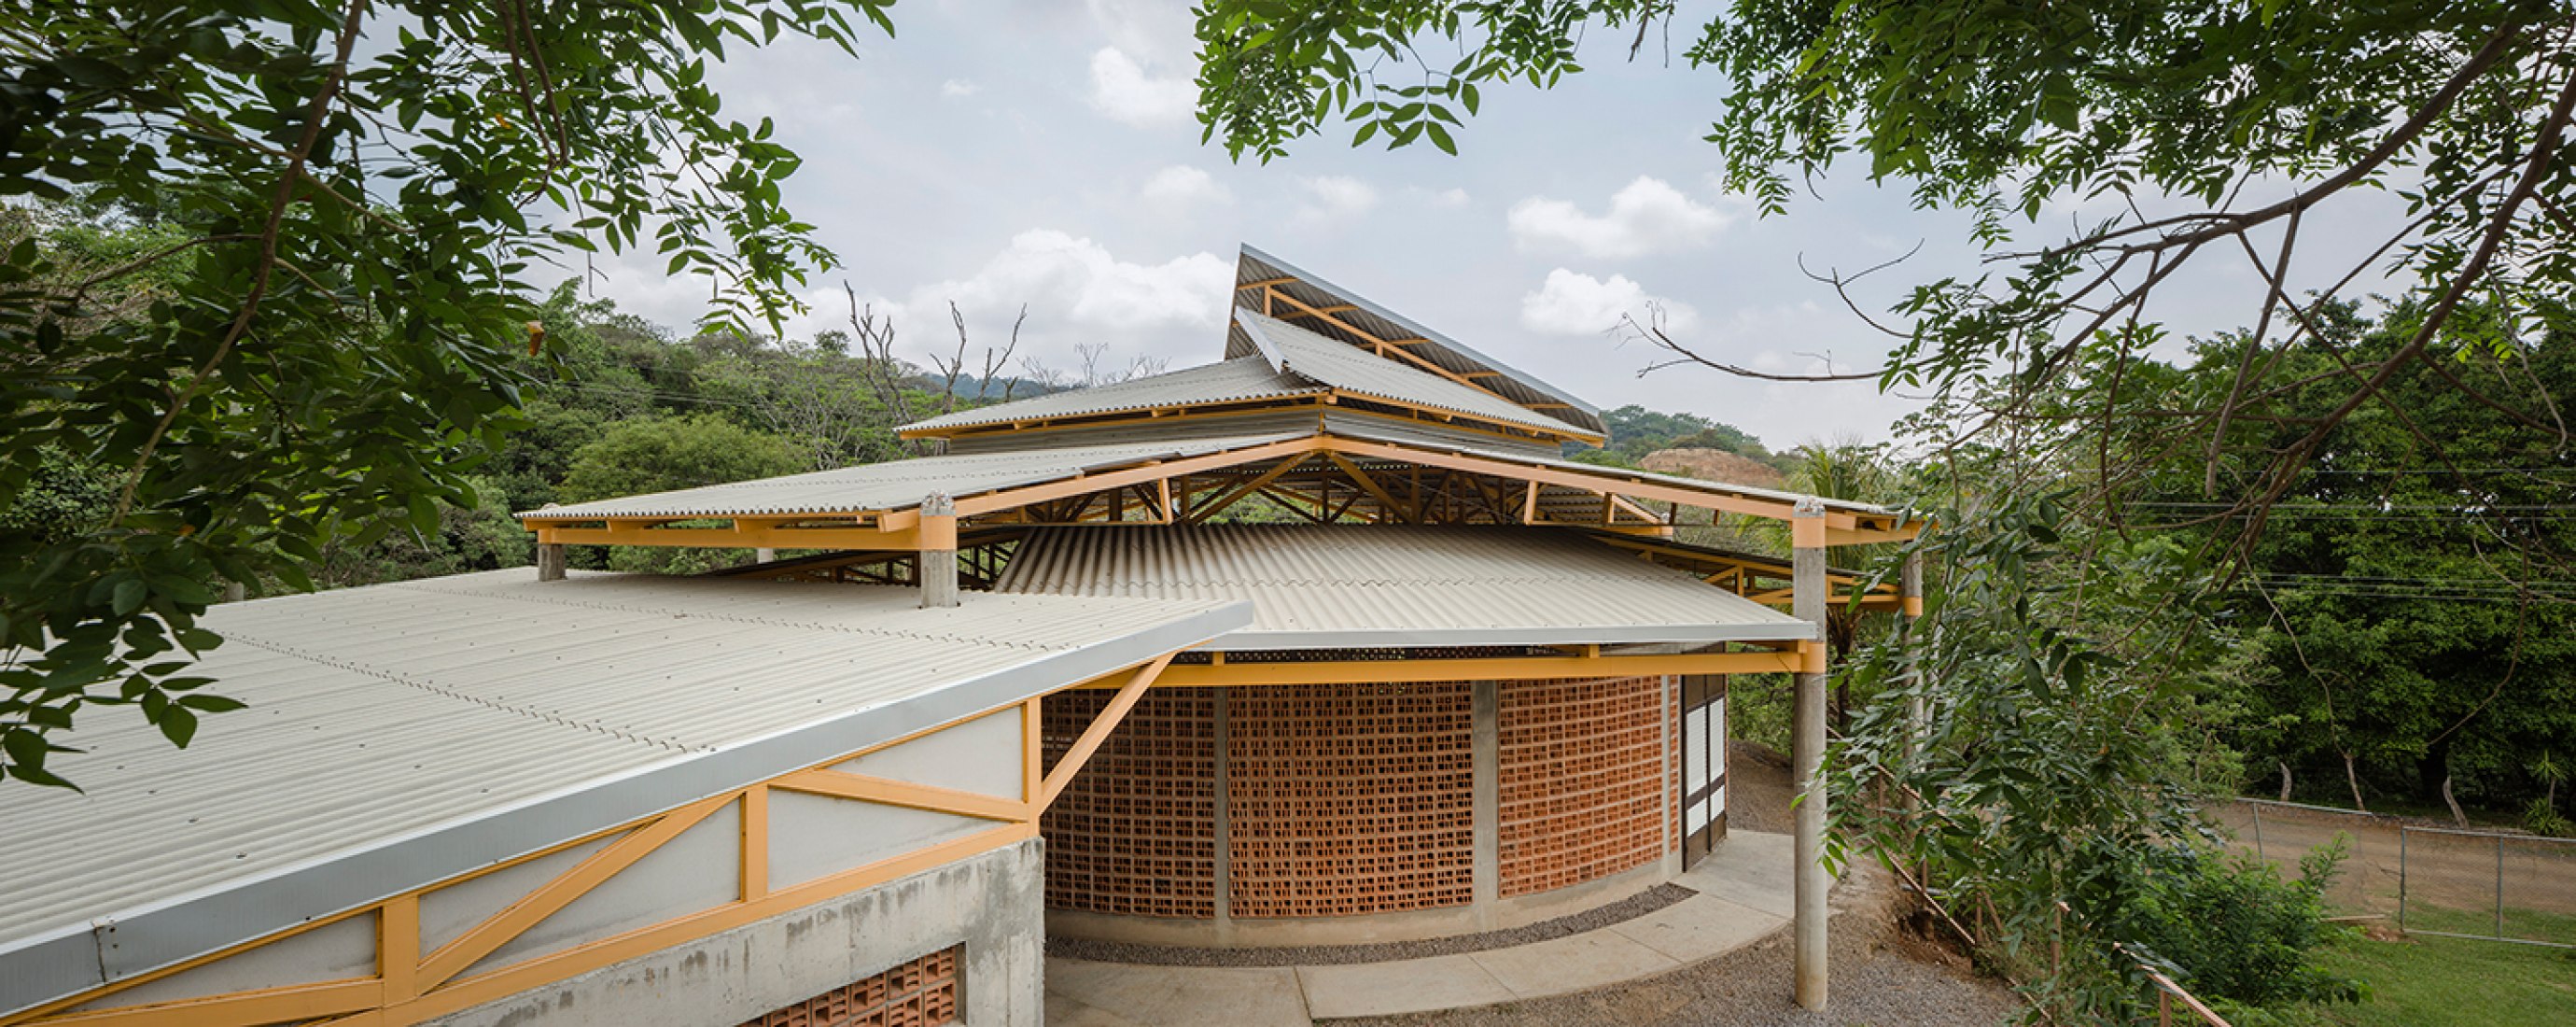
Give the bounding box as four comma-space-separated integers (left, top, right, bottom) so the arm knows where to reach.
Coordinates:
5, 658, 1175, 1027
523, 432, 1925, 612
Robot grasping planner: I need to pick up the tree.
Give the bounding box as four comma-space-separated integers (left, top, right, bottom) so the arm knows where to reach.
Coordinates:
558, 414, 805, 507
1194, 1, 2573, 544
1, 1, 896, 788
557, 414, 805, 576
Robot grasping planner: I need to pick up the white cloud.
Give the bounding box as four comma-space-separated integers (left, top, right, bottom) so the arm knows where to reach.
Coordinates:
1297, 175, 1379, 222
1519, 269, 1698, 336
1506, 176, 1739, 259
940, 78, 980, 98
1429, 188, 1471, 208
853, 230, 1233, 364
1141, 165, 1231, 207
1086, 47, 1195, 127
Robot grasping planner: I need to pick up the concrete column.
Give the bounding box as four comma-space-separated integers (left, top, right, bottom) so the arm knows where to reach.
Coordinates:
1900, 552, 1926, 756
1790, 497, 1830, 1011
1472, 680, 1501, 922
1212, 686, 1233, 941
918, 493, 959, 609
754, 547, 778, 564
221, 582, 246, 603
536, 542, 567, 582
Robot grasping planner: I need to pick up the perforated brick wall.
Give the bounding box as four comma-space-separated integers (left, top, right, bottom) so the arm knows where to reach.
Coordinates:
1040, 688, 1221, 918
1227, 682, 1476, 918
739, 945, 959, 1027
1498, 676, 1670, 897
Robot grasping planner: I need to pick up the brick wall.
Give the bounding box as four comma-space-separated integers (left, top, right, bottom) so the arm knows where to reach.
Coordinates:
1040, 688, 1220, 918
1227, 682, 1476, 918
739, 945, 959, 1027
1497, 676, 1669, 897
1041, 675, 1669, 922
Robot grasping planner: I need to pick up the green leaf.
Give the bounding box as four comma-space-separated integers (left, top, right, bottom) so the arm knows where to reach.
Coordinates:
158, 706, 199, 749
110, 579, 146, 616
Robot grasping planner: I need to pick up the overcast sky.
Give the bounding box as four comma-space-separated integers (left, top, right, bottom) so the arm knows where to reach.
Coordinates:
558, 0, 2405, 450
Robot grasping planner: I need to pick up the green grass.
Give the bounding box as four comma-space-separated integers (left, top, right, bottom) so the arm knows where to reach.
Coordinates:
2310, 930, 2576, 1027
2392, 900, 2576, 947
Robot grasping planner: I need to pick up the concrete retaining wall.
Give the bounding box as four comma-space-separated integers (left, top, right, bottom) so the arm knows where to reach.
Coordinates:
426, 837, 1044, 1027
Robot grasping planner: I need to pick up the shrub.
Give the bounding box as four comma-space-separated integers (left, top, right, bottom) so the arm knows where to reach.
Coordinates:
2111, 837, 2362, 1009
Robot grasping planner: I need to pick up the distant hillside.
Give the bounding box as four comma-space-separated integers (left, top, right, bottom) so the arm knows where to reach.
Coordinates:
1566, 403, 1795, 475
1640, 447, 1785, 488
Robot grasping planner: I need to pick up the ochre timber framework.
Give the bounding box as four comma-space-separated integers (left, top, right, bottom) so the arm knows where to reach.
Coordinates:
0, 654, 1184, 1027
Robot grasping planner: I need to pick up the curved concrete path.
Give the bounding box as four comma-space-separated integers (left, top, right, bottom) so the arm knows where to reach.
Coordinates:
1045, 831, 1802, 1026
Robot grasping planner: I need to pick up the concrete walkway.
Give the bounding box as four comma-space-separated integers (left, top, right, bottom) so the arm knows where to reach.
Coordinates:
1045, 831, 1802, 1026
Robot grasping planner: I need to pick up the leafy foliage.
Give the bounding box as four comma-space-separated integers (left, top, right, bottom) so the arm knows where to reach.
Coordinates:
0, 2, 898, 788
2110, 839, 2361, 1011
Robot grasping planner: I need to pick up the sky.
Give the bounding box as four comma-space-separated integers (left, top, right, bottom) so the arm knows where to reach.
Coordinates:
556, 0, 2408, 450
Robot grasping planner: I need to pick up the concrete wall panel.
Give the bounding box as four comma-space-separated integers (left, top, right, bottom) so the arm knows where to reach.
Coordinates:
424, 837, 1044, 1027
767, 791, 990, 891
831, 708, 1022, 800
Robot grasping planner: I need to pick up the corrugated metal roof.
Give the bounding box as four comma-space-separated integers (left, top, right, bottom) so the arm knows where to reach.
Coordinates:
1237, 246, 1608, 436
994, 524, 1817, 650
0, 570, 1247, 1015
899, 357, 1323, 434
1234, 308, 1587, 440
520, 432, 1305, 520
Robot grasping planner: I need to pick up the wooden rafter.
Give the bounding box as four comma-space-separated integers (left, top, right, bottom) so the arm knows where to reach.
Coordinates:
1038, 654, 1175, 809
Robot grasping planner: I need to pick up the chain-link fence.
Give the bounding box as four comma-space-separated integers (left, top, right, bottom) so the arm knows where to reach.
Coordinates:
2218, 798, 2576, 948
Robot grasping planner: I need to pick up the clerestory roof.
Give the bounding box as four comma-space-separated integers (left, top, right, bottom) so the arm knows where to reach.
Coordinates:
1229, 307, 1589, 439
1235, 245, 1607, 437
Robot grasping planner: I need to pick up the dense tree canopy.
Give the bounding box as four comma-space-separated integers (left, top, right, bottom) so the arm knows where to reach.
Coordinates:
0, 2, 901, 787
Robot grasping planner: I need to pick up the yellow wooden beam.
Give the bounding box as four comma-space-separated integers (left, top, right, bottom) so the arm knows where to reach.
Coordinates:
1186, 454, 1316, 524
1038, 654, 1174, 809
772, 768, 1029, 823
1319, 436, 1856, 527
739, 785, 769, 902
415, 794, 732, 992
1323, 453, 1404, 517
531, 523, 931, 550
28, 979, 383, 1027
379, 895, 419, 1005
1141, 649, 1805, 687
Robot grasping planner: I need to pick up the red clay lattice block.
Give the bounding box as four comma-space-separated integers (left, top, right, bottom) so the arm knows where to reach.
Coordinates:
1498, 677, 1668, 897
1228, 682, 1475, 918
741, 945, 959, 1027
1040, 688, 1221, 918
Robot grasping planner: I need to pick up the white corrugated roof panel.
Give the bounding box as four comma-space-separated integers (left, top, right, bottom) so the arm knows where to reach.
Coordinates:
520, 431, 1306, 520
1234, 308, 1589, 440
993, 524, 1817, 650
0, 570, 1248, 1016
1236, 246, 1608, 436
900, 357, 1323, 434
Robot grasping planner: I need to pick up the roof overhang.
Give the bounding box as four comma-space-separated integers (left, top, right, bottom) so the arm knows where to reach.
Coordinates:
0, 573, 1251, 1018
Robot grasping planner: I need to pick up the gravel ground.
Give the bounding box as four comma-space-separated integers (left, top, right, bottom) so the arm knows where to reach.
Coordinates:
1320, 741, 2023, 1027
1049, 883, 1699, 967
